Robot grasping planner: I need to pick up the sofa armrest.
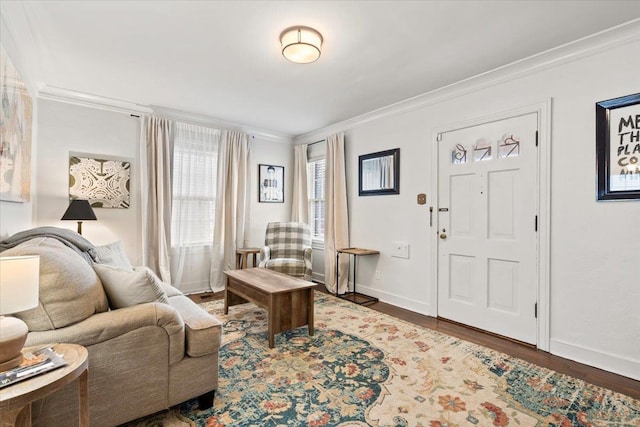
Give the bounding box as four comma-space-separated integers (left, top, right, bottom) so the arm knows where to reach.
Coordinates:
258, 246, 270, 267
25, 302, 186, 364
167, 295, 222, 358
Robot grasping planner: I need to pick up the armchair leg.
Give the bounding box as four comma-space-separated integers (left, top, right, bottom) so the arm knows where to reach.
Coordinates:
198, 390, 216, 410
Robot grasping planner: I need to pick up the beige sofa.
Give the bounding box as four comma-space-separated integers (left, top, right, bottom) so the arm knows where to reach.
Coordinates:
2, 236, 222, 426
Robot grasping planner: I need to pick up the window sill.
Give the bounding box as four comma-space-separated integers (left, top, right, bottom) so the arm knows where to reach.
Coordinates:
170, 244, 213, 254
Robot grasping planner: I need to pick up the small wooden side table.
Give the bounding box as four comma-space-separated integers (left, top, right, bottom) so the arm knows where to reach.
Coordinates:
336, 247, 380, 305
235, 248, 262, 269
0, 343, 89, 427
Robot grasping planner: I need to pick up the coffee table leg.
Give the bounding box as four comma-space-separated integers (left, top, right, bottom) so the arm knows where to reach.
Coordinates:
308, 288, 314, 337
268, 295, 275, 348
224, 288, 229, 314
268, 324, 275, 348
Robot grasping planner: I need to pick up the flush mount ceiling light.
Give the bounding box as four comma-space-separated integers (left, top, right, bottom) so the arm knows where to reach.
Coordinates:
280, 26, 323, 64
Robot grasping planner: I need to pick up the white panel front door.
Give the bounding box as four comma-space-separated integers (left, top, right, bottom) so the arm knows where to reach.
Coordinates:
437, 113, 538, 344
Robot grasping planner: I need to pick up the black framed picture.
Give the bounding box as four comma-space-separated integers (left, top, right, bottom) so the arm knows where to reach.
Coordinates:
596, 93, 640, 201
358, 148, 400, 196
259, 164, 284, 203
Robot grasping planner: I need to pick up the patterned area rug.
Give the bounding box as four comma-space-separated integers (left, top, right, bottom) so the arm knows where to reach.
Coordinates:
128, 292, 639, 426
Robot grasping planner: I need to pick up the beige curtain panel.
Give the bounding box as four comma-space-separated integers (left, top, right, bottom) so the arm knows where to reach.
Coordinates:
291, 143, 309, 223
324, 133, 349, 294
210, 130, 252, 292
140, 115, 174, 283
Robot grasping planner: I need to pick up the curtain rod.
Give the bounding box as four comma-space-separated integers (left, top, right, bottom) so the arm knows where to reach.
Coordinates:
307, 139, 325, 146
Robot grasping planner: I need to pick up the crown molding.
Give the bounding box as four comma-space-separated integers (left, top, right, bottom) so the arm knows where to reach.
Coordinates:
150, 106, 293, 144
294, 19, 640, 144
37, 85, 293, 143
1, 1, 44, 95
38, 85, 153, 115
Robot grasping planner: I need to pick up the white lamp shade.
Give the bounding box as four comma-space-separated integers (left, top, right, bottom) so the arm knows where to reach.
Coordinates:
0, 255, 40, 315
280, 26, 323, 64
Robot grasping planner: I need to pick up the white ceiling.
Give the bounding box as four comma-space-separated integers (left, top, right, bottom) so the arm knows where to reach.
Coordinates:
4, 1, 640, 137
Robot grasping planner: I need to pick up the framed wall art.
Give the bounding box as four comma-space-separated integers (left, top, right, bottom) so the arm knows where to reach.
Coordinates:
0, 44, 33, 203
596, 93, 640, 201
358, 148, 400, 196
69, 153, 131, 208
259, 164, 284, 203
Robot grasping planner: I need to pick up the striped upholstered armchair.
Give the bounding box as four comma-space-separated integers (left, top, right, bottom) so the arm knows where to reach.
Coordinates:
259, 222, 312, 281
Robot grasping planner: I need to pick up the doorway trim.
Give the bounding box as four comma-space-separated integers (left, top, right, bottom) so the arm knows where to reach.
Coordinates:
429, 99, 552, 351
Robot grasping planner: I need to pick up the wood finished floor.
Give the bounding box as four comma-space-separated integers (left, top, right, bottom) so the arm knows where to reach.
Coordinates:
190, 286, 640, 400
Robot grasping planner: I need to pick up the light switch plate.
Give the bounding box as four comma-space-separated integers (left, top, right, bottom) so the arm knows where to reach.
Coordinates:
391, 241, 410, 259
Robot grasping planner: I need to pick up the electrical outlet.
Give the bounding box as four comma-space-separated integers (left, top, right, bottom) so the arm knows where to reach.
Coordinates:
375, 270, 382, 280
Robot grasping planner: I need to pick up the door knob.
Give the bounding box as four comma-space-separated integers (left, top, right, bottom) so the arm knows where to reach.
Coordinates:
439, 228, 447, 239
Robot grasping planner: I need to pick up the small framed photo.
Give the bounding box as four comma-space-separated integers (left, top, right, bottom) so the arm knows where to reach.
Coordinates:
595, 93, 640, 201
259, 164, 284, 203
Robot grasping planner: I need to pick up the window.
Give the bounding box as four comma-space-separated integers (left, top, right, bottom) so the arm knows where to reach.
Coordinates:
307, 158, 325, 240
171, 123, 219, 246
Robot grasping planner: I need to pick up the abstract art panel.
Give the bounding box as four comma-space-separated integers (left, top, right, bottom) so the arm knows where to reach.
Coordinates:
69, 155, 131, 208
0, 44, 33, 202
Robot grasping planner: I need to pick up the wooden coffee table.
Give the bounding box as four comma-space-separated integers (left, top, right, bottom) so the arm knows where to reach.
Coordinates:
224, 268, 315, 348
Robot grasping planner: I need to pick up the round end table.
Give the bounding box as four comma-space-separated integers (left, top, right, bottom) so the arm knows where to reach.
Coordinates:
0, 343, 89, 427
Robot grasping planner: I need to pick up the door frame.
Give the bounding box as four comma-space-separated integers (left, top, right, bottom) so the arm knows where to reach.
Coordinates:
429, 100, 552, 351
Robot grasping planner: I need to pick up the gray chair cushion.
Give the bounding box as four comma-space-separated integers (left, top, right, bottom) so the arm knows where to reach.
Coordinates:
259, 222, 313, 280
263, 258, 307, 278
264, 222, 311, 259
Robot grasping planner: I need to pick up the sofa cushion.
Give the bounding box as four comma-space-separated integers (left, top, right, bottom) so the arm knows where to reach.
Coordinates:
94, 240, 133, 271
167, 295, 222, 358
93, 264, 169, 309
3, 237, 109, 331
143, 266, 183, 298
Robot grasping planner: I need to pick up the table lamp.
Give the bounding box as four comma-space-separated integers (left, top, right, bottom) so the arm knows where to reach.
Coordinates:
61, 199, 97, 235
0, 255, 40, 372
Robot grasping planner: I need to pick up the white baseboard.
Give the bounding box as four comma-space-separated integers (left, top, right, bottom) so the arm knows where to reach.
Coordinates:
314, 279, 639, 381
355, 284, 433, 316
550, 338, 640, 381
312, 272, 325, 285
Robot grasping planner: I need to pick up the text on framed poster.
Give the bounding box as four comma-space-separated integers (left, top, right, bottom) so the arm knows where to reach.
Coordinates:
596, 93, 640, 201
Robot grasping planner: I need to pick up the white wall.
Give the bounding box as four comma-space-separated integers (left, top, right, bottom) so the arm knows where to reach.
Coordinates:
35, 100, 142, 263
35, 100, 295, 272
0, 13, 38, 238
297, 36, 640, 379
247, 137, 294, 250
